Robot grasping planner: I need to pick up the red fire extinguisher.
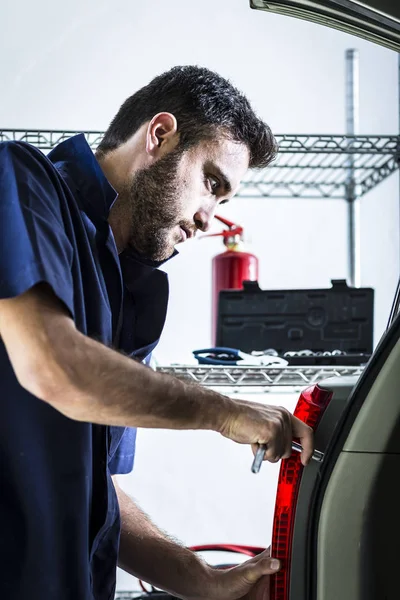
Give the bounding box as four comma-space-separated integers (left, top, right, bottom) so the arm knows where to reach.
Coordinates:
204, 215, 259, 345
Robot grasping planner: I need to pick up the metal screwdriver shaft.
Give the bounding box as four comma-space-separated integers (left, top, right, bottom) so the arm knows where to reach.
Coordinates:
292, 441, 324, 463
251, 441, 324, 474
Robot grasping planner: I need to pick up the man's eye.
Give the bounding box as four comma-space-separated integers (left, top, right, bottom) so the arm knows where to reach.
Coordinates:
207, 176, 220, 194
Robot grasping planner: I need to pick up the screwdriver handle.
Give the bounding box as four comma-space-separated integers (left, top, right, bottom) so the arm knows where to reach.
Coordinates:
251, 444, 268, 474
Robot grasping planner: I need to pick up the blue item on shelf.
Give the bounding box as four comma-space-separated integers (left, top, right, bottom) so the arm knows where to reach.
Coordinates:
192, 347, 288, 366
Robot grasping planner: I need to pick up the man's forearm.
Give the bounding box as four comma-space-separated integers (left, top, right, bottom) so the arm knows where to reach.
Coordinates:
44, 324, 234, 430
2, 286, 307, 459
114, 480, 214, 600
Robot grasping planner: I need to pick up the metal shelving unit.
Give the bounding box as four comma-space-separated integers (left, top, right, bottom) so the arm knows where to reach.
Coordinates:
156, 364, 364, 388
1, 128, 397, 202
0, 131, 398, 288
0, 128, 105, 151
239, 133, 399, 200
1, 131, 398, 288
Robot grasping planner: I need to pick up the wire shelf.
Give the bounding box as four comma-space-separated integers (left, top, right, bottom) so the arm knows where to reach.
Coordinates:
115, 594, 168, 599
156, 365, 364, 388
1, 129, 398, 199
0, 128, 104, 151
240, 134, 400, 198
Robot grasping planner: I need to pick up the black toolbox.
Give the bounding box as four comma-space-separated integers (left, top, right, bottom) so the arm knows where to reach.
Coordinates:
216, 279, 374, 366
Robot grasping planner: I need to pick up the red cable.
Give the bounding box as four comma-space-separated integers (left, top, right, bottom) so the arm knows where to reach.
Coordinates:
190, 544, 265, 556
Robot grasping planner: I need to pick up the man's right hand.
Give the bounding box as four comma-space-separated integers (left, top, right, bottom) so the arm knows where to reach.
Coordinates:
218, 398, 314, 466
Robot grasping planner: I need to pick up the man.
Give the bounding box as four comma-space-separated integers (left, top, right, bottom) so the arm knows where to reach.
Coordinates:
0, 66, 313, 600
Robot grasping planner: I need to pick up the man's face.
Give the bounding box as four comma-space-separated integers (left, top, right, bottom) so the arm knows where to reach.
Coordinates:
124, 137, 250, 261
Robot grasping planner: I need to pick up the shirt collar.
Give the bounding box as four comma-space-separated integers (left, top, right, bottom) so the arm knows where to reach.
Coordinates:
48, 133, 117, 223
119, 246, 178, 289
49, 133, 178, 272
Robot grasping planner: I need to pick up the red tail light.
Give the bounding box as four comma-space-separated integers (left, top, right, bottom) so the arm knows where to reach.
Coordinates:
270, 384, 333, 600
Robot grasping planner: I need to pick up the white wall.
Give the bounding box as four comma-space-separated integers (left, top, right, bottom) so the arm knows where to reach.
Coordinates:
1, 0, 399, 593
2, 0, 398, 353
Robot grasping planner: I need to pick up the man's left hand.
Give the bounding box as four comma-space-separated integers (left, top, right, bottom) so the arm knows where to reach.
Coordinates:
238, 574, 271, 600
196, 548, 279, 600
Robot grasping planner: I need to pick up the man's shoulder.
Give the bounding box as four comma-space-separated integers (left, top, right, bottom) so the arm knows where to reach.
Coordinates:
0, 140, 54, 173
0, 139, 73, 219
0, 139, 48, 160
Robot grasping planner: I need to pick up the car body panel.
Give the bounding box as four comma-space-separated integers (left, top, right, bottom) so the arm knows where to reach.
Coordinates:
317, 452, 400, 600
250, 1, 400, 52
344, 337, 400, 453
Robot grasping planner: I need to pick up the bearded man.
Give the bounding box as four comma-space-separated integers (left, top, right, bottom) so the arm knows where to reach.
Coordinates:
0, 65, 313, 600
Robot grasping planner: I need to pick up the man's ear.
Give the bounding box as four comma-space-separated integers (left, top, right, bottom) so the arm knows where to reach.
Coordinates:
145, 112, 178, 157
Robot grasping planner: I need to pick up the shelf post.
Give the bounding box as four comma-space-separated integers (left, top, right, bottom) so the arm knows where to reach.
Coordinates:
345, 49, 361, 288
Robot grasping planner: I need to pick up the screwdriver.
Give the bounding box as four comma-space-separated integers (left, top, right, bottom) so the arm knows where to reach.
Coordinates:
251, 442, 324, 474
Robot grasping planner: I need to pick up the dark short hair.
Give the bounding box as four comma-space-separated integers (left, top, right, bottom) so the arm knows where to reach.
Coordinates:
97, 66, 277, 169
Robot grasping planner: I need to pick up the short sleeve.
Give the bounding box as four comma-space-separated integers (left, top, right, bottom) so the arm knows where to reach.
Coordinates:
108, 427, 137, 475
108, 354, 153, 475
0, 142, 74, 317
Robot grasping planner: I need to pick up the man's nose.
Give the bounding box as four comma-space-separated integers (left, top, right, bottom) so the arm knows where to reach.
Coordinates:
194, 206, 215, 233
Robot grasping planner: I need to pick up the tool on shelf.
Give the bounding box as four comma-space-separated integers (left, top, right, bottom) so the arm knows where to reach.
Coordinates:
193, 347, 288, 367
215, 279, 374, 367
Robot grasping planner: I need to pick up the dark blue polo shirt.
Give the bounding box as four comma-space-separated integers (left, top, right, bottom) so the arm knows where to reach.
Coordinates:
0, 134, 172, 600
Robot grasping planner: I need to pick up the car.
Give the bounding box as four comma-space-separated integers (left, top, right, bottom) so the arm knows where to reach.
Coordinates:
249, 3, 400, 599
250, 0, 400, 53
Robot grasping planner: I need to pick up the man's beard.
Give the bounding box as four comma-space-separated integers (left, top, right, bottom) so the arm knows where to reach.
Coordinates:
125, 147, 189, 262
